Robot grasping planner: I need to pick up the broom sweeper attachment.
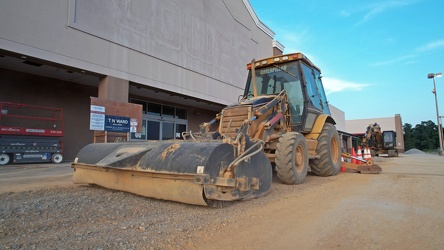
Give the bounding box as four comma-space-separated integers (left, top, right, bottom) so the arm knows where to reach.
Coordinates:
71, 128, 272, 207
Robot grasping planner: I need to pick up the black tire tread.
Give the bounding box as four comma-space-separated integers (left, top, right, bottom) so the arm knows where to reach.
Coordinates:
275, 132, 308, 184
310, 123, 340, 176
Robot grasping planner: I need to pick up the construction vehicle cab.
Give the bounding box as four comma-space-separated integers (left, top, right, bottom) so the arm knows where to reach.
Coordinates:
383, 130, 396, 149
72, 53, 341, 207
244, 53, 331, 132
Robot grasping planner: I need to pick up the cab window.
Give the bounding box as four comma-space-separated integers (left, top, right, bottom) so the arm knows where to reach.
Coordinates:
314, 69, 330, 115
245, 62, 304, 124
302, 63, 322, 111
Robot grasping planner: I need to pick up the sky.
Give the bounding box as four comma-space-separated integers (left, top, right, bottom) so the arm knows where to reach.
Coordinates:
249, 0, 444, 126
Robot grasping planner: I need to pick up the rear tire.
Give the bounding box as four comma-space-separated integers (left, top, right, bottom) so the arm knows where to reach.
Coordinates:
0, 153, 11, 165
310, 123, 341, 176
275, 132, 308, 184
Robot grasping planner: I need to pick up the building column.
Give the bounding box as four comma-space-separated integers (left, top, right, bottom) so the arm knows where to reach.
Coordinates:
98, 75, 129, 102
272, 40, 285, 56
347, 136, 353, 153
395, 114, 405, 153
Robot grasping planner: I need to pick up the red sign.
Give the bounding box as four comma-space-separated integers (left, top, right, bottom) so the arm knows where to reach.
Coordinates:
0, 126, 64, 136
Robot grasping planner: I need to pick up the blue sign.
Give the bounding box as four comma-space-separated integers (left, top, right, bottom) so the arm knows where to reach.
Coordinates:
104, 115, 130, 132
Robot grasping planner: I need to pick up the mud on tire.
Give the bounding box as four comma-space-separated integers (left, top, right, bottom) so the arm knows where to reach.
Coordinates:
275, 132, 308, 184
310, 123, 341, 176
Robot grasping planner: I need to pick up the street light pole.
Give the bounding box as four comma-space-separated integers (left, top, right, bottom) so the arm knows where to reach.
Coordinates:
428, 72, 443, 156
440, 116, 444, 151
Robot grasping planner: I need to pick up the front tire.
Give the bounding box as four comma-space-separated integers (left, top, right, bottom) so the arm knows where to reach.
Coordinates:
310, 123, 341, 176
275, 132, 308, 184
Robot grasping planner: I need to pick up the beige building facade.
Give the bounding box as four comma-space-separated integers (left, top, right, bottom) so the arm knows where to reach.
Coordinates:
345, 114, 405, 153
0, 0, 402, 163
329, 104, 346, 132
0, 0, 279, 160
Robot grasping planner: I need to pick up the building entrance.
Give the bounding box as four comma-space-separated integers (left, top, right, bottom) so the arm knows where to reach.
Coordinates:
130, 99, 187, 141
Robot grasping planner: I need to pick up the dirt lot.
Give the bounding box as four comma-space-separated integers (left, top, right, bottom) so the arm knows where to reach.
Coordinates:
1, 153, 443, 249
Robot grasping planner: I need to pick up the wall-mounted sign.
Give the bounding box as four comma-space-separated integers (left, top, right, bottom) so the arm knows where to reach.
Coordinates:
90, 105, 105, 130
130, 118, 138, 133
104, 115, 130, 132
89, 97, 142, 133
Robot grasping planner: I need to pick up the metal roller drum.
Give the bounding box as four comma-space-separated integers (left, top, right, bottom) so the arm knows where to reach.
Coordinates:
72, 140, 272, 206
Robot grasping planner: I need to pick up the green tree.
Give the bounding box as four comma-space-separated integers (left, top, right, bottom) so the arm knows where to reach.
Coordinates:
403, 123, 415, 150
411, 120, 439, 151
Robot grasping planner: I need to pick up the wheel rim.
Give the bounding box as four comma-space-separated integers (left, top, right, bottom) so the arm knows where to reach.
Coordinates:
294, 144, 305, 173
330, 136, 339, 163
52, 154, 63, 163
0, 154, 10, 165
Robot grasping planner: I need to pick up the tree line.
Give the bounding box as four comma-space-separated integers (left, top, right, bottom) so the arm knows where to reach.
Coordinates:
403, 120, 443, 151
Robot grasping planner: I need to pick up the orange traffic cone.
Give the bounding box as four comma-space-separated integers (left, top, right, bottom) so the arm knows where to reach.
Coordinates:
366, 147, 373, 161
340, 156, 346, 172
351, 147, 357, 164
357, 146, 363, 164
364, 147, 370, 160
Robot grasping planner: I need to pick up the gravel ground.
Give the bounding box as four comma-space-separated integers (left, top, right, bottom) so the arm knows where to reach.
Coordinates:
0, 173, 329, 249
404, 148, 427, 154
198, 154, 444, 250
2, 154, 444, 249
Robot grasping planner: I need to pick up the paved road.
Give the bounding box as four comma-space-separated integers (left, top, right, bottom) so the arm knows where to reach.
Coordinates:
0, 162, 73, 193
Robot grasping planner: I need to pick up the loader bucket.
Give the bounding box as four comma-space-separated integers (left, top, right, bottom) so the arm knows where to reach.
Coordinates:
72, 140, 272, 206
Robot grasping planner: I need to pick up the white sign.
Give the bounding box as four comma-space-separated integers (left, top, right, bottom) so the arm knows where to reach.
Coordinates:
130, 118, 138, 132
90, 105, 105, 130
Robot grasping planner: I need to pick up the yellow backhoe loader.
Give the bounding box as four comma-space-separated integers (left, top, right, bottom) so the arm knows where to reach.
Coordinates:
72, 53, 342, 207
363, 123, 398, 157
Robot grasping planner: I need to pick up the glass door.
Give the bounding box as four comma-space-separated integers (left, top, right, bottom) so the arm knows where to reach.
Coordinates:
131, 118, 178, 141
162, 121, 175, 140
147, 120, 160, 140
175, 123, 187, 139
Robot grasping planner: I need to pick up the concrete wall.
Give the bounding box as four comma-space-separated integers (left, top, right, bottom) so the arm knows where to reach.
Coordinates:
0, 0, 274, 105
0, 0, 276, 161
329, 104, 346, 132
346, 117, 398, 134
394, 114, 405, 153
345, 115, 405, 153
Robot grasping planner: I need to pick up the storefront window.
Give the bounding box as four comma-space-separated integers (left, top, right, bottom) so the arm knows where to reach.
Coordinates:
130, 99, 147, 114
129, 100, 188, 141
176, 108, 187, 119
162, 105, 175, 118
147, 102, 161, 116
